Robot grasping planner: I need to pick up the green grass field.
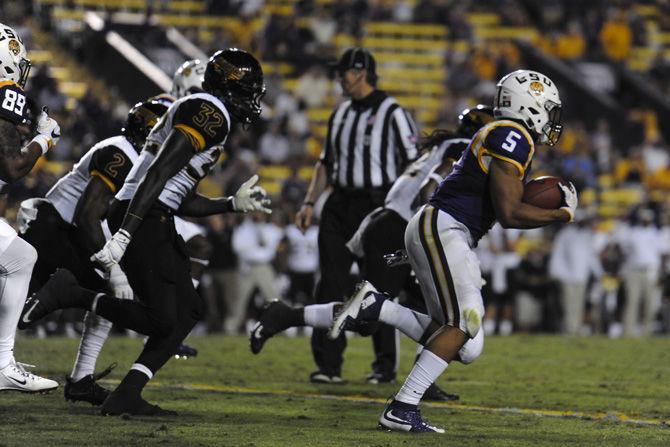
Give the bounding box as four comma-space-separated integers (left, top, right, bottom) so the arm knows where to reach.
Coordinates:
2, 334, 669, 446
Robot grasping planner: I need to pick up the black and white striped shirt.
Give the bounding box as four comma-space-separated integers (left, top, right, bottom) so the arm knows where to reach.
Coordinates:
320, 90, 418, 190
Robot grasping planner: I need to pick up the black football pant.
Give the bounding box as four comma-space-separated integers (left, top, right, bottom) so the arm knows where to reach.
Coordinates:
20, 200, 107, 295
95, 201, 204, 375
312, 188, 386, 377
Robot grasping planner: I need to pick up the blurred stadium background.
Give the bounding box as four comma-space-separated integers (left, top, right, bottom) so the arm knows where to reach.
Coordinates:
2, 0, 670, 340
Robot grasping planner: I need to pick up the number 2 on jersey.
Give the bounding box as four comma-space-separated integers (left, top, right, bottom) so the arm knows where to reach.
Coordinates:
1, 89, 25, 116
501, 130, 522, 152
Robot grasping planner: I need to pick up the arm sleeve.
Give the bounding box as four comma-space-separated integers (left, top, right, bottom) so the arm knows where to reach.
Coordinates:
0, 81, 28, 125
391, 107, 419, 169
172, 97, 230, 151
88, 145, 134, 193
483, 124, 534, 178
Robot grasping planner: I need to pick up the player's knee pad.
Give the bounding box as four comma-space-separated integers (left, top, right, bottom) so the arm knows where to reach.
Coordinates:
462, 305, 483, 339
457, 329, 484, 364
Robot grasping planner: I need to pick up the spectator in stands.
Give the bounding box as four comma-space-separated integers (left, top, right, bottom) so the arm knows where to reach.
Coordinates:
310, 6, 337, 49
617, 208, 664, 336
259, 121, 290, 164
295, 66, 330, 108
592, 119, 613, 174
549, 210, 603, 336
229, 213, 283, 334
555, 20, 586, 61
599, 8, 632, 62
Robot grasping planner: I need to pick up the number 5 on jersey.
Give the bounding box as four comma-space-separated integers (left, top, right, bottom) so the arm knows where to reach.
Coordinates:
501, 130, 522, 152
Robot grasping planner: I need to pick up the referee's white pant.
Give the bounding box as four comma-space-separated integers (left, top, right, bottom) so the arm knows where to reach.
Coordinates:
404, 205, 485, 338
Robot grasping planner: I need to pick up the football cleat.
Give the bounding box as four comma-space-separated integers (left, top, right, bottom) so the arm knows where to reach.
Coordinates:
329, 281, 382, 340
19, 269, 81, 329
174, 343, 198, 359
309, 371, 346, 385
249, 300, 294, 354
423, 383, 459, 402
64, 363, 116, 405
0, 360, 58, 393
379, 399, 445, 434
101, 390, 177, 416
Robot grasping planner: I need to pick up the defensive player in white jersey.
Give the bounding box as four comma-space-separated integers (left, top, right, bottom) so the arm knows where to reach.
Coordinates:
0, 23, 61, 392
18, 99, 168, 404
249, 107, 493, 403
21, 49, 271, 415
330, 70, 578, 433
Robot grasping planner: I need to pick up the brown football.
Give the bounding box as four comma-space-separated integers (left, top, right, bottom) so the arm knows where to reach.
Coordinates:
522, 176, 564, 209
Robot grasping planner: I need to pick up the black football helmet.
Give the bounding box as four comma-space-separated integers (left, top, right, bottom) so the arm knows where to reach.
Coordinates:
203, 48, 265, 126
457, 104, 494, 139
122, 99, 169, 152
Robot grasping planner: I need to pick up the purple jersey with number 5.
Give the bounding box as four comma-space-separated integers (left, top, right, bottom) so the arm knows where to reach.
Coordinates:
429, 120, 535, 241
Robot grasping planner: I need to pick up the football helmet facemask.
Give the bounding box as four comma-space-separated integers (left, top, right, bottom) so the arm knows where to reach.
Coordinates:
0, 24, 31, 88
170, 59, 206, 99
457, 104, 494, 139
122, 99, 169, 152
203, 48, 265, 126
494, 69, 562, 146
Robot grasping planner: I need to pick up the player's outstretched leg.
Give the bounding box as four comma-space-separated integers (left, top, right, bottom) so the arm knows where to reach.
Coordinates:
19, 269, 96, 329
250, 300, 340, 354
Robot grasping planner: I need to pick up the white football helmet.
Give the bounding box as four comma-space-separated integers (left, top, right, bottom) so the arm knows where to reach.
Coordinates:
494, 69, 562, 146
0, 24, 30, 88
170, 59, 205, 98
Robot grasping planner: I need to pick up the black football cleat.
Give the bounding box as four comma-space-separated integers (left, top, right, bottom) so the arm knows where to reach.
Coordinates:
64, 363, 116, 406
174, 343, 198, 359
19, 269, 82, 329
250, 300, 295, 354
100, 390, 177, 416
423, 383, 459, 402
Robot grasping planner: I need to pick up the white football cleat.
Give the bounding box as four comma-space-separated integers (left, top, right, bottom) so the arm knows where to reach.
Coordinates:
328, 280, 379, 340
0, 360, 58, 393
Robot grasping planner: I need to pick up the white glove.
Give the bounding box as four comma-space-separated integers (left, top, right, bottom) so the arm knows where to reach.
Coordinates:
232, 174, 272, 214
31, 106, 61, 154
91, 229, 131, 270
559, 181, 578, 222
107, 264, 133, 300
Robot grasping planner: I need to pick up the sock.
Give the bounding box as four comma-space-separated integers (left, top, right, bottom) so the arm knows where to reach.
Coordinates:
116, 364, 152, 395
70, 312, 113, 380
378, 300, 432, 343
395, 350, 448, 406
304, 302, 337, 328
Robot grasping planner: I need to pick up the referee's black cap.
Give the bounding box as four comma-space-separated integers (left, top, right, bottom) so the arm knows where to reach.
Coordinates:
329, 47, 376, 76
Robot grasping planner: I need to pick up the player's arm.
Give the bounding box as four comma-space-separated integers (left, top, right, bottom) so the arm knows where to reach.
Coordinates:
74, 146, 134, 254
0, 109, 59, 182
74, 176, 114, 255
489, 159, 570, 228
179, 174, 271, 217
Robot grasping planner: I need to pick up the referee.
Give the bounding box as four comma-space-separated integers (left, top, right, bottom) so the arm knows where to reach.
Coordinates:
296, 47, 418, 383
